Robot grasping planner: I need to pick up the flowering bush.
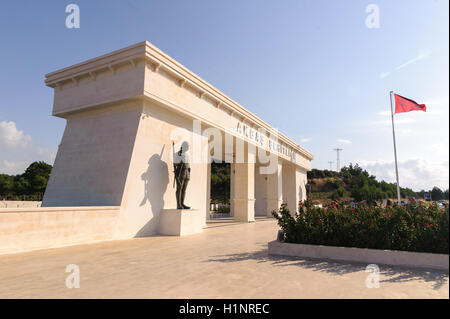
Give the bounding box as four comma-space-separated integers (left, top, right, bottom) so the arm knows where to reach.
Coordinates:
272, 200, 449, 254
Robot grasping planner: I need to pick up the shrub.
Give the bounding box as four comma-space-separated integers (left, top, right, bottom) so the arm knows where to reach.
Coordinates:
272, 200, 449, 254
329, 186, 346, 200
215, 205, 230, 214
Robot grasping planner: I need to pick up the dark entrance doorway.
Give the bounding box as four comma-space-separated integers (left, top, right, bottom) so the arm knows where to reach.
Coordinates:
210, 161, 230, 218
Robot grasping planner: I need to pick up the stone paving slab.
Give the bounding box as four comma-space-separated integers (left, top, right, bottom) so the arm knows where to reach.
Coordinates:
0, 219, 448, 298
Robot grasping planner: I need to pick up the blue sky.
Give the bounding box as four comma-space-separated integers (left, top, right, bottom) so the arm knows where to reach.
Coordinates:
0, 0, 448, 191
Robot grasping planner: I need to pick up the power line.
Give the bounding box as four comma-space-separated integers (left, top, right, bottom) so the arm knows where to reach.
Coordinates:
333, 148, 343, 172
328, 161, 333, 171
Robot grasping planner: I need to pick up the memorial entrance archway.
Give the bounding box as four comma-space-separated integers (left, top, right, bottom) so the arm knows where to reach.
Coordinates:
42, 41, 313, 238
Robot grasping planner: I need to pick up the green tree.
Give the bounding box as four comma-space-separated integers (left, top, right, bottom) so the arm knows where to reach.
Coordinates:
431, 187, 444, 201
0, 174, 14, 194
22, 161, 52, 194
329, 185, 346, 200
0, 161, 52, 200
210, 161, 230, 203
13, 176, 30, 197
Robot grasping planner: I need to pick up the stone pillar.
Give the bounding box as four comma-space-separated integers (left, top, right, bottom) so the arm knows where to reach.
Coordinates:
282, 162, 297, 214
295, 167, 307, 203
230, 142, 255, 222
230, 161, 235, 217
205, 162, 211, 225
265, 161, 283, 217
254, 163, 266, 216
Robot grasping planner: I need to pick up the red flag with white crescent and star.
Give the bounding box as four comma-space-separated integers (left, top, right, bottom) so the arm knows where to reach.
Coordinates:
394, 94, 426, 114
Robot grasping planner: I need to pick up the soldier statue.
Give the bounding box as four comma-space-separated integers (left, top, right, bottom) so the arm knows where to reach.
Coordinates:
173, 141, 191, 209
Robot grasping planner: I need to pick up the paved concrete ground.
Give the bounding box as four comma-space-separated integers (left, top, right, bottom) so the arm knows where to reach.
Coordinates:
0, 218, 448, 298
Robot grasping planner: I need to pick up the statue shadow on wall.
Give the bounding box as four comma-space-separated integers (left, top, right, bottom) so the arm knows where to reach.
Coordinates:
135, 145, 169, 237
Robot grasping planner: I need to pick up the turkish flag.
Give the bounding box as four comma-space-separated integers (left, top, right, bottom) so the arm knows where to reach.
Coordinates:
394, 94, 426, 114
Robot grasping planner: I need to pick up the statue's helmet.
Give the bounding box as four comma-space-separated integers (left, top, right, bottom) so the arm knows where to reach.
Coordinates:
181, 141, 189, 152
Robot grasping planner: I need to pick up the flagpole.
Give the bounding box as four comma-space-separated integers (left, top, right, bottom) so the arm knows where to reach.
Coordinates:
390, 91, 401, 204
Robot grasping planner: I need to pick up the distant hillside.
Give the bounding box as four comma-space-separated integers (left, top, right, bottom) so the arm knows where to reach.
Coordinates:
307, 163, 449, 203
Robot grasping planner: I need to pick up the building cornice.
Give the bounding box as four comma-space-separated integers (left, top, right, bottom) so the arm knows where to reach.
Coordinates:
45, 41, 313, 161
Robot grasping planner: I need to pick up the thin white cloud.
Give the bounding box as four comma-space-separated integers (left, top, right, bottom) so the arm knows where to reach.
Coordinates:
396, 128, 415, 135
36, 146, 57, 163
391, 117, 417, 124
358, 158, 449, 191
337, 139, 351, 144
422, 97, 449, 115
379, 72, 390, 79
377, 110, 391, 116
300, 138, 311, 143
369, 117, 416, 126
395, 49, 432, 70
0, 121, 32, 147
423, 97, 449, 107
1, 160, 27, 175
379, 49, 432, 79
0, 119, 57, 175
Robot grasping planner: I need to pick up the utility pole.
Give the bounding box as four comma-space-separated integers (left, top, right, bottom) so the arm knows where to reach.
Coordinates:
333, 148, 343, 172
328, 161, 333, 171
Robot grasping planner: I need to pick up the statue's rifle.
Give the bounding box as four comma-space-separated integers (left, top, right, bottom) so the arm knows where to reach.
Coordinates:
173, 141, 176, 188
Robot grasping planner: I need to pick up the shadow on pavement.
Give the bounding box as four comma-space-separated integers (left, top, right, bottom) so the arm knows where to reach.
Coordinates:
205, 248, 449, 290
